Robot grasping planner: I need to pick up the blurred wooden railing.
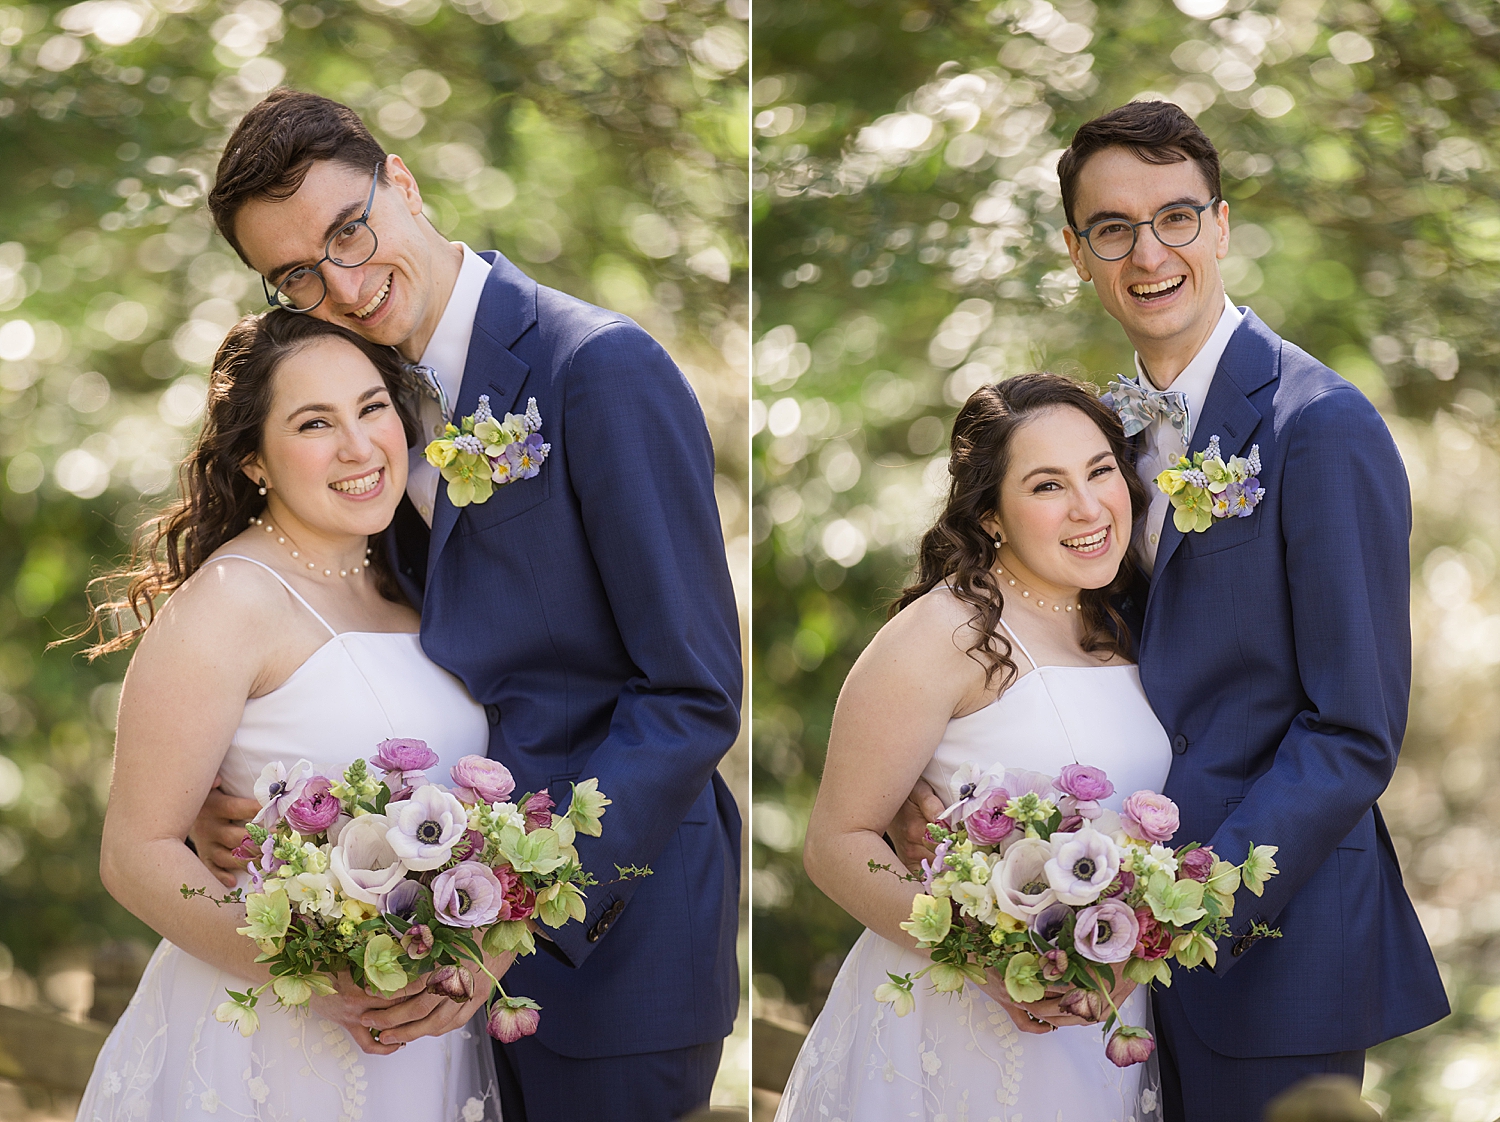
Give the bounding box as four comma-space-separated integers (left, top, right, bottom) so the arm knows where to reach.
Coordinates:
0, 1004, 108, 1110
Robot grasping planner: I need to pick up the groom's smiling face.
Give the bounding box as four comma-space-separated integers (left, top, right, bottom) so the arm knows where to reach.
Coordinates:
1063, 146, 1231, 378
233, 156, 450, 362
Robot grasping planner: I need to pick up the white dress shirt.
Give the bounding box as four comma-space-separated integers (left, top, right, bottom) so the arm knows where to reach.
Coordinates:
1134, 293, 1243, 573
406, 245, 494, 526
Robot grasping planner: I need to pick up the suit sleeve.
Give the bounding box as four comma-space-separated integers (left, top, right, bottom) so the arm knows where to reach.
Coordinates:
545, 320, 743, 968
1206, 385, 1412, 974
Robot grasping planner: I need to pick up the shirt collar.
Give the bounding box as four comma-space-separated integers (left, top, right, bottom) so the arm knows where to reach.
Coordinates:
1134, 293, 1243, 440
417, 243, 493, 408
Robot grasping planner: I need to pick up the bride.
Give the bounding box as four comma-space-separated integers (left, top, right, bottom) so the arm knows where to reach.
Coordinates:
776, 373, 1167, 1122
74, 310, 504, 1121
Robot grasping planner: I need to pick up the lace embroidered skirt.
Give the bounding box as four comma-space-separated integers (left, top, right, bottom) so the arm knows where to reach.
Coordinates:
775, 930, 1162, 1122
76, 939, 501, 1122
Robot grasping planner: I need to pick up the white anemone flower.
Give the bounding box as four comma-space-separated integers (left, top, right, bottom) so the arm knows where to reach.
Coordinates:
251, 759, 315, 827
329, 813, 407, 904
387, 785, 470, 871
1044, 826, 1121, 906
993, 837, 1058, 919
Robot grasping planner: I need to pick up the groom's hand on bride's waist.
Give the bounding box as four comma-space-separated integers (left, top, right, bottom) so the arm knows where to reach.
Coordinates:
888, 778, 946, 873
188, 780, 262, 888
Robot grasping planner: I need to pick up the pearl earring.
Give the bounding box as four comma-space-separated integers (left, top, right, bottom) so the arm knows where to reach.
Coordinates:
257, 479, 267, 496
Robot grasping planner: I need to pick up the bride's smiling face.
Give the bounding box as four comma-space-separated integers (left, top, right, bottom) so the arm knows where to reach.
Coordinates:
990, 405, 1132, 595
243, 337, 410, 540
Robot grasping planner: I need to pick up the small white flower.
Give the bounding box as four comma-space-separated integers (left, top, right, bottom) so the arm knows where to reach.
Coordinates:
1141, 1087, 1159, 1112
102, 1069, 121, 1094
951, 879, 997, 923
461, 1098, 486, 1122
919, 1046, 941, 1075
247, 1077, 269, 1103
200, 1088, 220, 1113
1137, 843, 1180, 879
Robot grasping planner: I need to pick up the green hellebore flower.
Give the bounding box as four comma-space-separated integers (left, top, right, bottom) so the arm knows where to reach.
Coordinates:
874, 980, 915, 1017
567, 778, 611, 837
1004, 952, 1046, 1004
927, 961, 985, 993
272, 974, 314, 1007
237, 888, 291, 945
1242, 844, 1280, 897
502, 828, 568, 876
483, 920, 537, 958
899, 894, 952, 947
1145, 872, 1207, 926
536, 881, 587, 928
1125, 956, 1172, 987
362, 933, 408, 996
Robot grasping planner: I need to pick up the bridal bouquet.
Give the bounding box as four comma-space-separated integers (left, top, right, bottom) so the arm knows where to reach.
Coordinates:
874, 764, 1279, 1065
190, 740, 638, 1042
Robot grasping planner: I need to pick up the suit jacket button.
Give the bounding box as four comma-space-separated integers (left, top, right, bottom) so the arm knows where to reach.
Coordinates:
485, 704, 501, 726
1172, 734, 1188, 755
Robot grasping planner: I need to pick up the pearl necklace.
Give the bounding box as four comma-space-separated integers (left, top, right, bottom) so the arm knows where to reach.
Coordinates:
249, 516, 372, 578
996, 564, 1081, 614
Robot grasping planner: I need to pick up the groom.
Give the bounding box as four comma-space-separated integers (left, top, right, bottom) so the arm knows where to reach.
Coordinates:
192, 89, 742, 1120
900, 101, 1447, 1120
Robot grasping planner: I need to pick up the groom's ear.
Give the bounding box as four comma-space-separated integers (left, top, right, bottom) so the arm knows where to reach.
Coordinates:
383, 155, 427, 219
1061, 227, 1092, 283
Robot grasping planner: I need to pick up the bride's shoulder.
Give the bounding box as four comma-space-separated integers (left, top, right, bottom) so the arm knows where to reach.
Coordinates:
136, 547, 293, 657
861, 586, 987, 670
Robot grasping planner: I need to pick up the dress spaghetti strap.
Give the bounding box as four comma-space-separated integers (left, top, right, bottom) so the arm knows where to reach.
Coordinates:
997, 617, 1040, 669
213, 554, 338, 638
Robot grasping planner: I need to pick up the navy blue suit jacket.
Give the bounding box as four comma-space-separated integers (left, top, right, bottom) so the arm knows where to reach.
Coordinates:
389, 252, 742, 1058
1136, 311, 1448, 1056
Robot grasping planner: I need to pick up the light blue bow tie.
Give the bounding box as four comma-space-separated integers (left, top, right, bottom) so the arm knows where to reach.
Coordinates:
407, 363, 451, 422
1104, 374, 1189, 442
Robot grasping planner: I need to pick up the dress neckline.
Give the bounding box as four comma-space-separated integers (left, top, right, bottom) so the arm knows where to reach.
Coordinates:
247, 630, 422, 702
949, 661, 1137, 723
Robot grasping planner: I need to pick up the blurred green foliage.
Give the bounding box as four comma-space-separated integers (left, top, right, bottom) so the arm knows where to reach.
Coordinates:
751, 1, 1500, 1117
0, 0, 748, 1024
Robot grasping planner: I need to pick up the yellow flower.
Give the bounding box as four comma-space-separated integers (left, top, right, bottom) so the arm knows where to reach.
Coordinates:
899, 894, 952, 947
1242, 844, 1280, 897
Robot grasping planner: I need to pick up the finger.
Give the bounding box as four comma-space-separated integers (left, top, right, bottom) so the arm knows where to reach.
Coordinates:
207, 863, 238, 889
350, 1025, 405, 1055
362, 993, 445, 1031
1004, 1008, 1056, 1035
375, 1000, 471, 1046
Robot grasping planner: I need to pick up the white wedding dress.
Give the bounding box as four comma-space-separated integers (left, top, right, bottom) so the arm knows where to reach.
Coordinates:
776, 618, 1170, 1122
76, 556, 501, 1122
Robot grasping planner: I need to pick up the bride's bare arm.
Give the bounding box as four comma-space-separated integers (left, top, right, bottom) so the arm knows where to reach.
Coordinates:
802, 592, 993, 948
98, 563, 415, 1054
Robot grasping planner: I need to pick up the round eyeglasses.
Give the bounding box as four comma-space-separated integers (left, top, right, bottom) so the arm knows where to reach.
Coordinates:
262, 163, 382, 313
1073, 197, 1220, 262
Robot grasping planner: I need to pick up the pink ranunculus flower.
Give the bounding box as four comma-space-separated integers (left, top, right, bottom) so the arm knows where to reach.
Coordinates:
432, 861, 506, 928
522, 789, 554, 832
963, 789, 1014, 846
1178, 846, 1215, 883
285, 776, 343, 835
329, 813, 407, 904
1120, 791, 1180, 844
493, 865, 536, 921
1134, 907, 1172, 961
370, 739, 439, 774
1073, 898, 1140, 964
487, 998, 541, 1043
387, 785, 470, 871
450, 756, 516, 805
1055, 764, 1115, 803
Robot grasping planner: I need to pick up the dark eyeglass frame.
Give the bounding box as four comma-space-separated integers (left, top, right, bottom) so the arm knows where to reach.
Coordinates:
262, 162, 383, 313
1072, 197, 1221, 262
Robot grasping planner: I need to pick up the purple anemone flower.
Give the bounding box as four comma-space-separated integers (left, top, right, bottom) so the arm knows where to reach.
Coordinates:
1073, 899, 1140, 964
432, 861, 506, 928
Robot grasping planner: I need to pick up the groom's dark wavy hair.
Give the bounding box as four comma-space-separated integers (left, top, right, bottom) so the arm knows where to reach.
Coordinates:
209, 88, 389, 267
893, 374, 1149, 690
75, 312, 418, 658
1057, 101, 1222, 229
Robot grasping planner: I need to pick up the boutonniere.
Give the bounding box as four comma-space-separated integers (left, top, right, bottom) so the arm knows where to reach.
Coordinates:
1154, 435, 1265, 533
423, 395, 550, 508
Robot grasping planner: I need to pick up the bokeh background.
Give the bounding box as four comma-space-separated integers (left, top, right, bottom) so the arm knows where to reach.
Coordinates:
752, 1, 1500, 1118
0, 0, 748, 1114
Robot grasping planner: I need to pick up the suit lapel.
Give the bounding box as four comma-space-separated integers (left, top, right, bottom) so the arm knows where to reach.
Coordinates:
425, 252, 538, 579
1147, 312, 1280, 593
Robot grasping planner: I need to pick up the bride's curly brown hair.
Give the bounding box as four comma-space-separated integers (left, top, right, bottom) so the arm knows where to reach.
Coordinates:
892, 373, 1149, 690
75, 310, 420, 659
